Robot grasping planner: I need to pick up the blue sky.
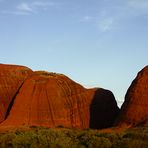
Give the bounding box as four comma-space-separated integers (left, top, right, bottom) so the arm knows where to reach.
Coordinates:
0, 0, 148, 107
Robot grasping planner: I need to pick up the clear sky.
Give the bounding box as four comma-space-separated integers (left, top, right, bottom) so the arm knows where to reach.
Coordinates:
0, 0, 148, 107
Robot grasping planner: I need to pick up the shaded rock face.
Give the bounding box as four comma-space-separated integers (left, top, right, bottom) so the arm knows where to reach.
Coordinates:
115, 66, 148, 127
1, 71, 119, 129
90, 89, 119, 129
0, 64, 32, 123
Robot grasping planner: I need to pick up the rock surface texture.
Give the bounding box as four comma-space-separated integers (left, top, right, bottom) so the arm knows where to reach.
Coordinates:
115, 66, 148, 127
0, 64, 32, 123
0, 69, 119, 129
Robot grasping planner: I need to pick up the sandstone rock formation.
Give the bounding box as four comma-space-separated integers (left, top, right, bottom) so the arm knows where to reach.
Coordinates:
0, 71, 119, 129
90, 89, 119, 129
0, 64, 32, 123
115, 66, 148, 127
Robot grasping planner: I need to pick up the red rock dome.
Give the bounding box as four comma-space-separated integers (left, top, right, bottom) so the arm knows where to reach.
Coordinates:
1, 71, 119, 129
115, 66, 148, 127
0, 64, 32, 123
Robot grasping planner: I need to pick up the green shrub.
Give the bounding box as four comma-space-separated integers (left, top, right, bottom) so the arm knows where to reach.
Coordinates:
0, 132, 16, 148
88, 137, 111, 148
0, 126, 147, 148
12, 131, 38, 148
77, 130, 112, 148
127, 139, 148, 148
37, 128, 78, 148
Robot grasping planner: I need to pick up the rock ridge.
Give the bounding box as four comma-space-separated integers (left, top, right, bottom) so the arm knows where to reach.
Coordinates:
0, 65, 119, 129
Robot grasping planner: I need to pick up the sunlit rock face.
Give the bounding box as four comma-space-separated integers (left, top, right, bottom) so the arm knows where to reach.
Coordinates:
115, 66, 148, 127
0, 70, 119, 129
0, 64, 32, 123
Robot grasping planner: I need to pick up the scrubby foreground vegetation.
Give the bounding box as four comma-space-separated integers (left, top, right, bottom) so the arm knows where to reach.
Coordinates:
0, 126, 147, 148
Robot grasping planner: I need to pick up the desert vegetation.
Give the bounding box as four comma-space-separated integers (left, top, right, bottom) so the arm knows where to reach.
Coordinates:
35, 71, 63, 77
0, 126, 147, 148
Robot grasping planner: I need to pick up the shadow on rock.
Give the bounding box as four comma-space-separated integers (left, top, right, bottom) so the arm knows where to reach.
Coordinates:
89, 88, 119, 129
